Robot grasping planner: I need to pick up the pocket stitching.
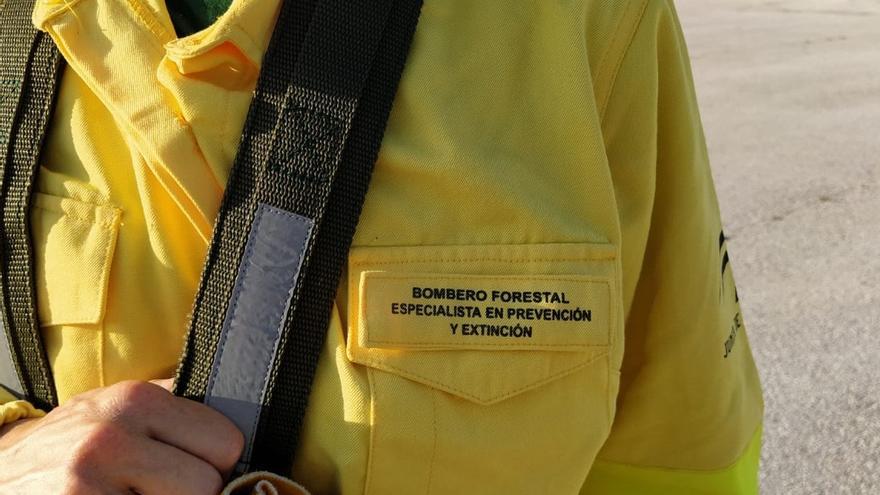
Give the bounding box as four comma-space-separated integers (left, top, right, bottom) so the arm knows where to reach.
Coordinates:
350, 256, 615, 266
33, 201, 120, 229
358, 350, 608, 405
32, 194, 122, 326
364, 341, 605, 349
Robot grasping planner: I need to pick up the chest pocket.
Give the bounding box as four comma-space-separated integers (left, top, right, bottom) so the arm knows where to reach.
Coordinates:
346, 242, 622, 494
30, 170, 121, 402
32, 191, 120, 327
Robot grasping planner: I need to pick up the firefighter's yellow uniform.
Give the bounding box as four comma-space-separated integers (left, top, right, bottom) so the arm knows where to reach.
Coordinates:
0, 0, 764, 493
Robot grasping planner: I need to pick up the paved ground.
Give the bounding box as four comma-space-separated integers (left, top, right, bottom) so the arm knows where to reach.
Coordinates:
675, 1, 880, 493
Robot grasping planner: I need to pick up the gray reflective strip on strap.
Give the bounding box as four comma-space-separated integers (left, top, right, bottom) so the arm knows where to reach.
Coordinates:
204, 203, 314, 472
0, 318, 25, 398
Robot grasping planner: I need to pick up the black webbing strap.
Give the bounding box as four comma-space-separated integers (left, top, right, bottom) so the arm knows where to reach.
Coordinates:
0, 0, 61, 409
174, 0, 422, 475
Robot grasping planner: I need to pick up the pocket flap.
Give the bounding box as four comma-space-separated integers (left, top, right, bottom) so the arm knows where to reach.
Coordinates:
31, 192, 121, 326
346, 243, 620, 405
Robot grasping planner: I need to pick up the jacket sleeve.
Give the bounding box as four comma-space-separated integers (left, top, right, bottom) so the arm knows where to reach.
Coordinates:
581, 0, 763, 493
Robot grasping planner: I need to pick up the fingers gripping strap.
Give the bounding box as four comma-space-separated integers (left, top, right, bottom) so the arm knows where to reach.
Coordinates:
174, 0, 424, 475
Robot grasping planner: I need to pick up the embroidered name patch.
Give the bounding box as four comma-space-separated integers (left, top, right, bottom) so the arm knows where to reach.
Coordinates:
358, 272, 611, 350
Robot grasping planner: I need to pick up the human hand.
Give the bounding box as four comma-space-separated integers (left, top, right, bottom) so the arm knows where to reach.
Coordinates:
0, 379, 243, 494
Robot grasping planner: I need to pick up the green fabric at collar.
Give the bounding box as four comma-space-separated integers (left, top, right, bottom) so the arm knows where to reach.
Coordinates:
165, 0, 234, 36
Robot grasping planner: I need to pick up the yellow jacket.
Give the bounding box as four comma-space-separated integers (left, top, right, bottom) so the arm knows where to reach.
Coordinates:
0, 0, 763, 493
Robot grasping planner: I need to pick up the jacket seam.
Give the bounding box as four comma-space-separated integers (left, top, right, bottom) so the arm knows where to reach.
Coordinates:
424, 391, 437, 495
124, 0, 174, 43
363, 368, 377, 495
597, 0, 653, 124
32, 0, 89, 28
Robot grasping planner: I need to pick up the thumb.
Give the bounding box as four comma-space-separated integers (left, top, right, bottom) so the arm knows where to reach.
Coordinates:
148, 378, 174, 392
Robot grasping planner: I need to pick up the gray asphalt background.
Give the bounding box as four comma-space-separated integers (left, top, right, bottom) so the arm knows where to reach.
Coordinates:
676, 1, 880, 493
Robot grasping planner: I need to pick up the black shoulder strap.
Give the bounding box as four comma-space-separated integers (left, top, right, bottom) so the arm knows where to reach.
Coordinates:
173, 0, 423, 475
0, 0, 62, 410
0, 0, 421, 476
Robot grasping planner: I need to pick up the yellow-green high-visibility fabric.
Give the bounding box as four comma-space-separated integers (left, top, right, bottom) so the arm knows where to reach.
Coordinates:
0, 0, 763, 493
